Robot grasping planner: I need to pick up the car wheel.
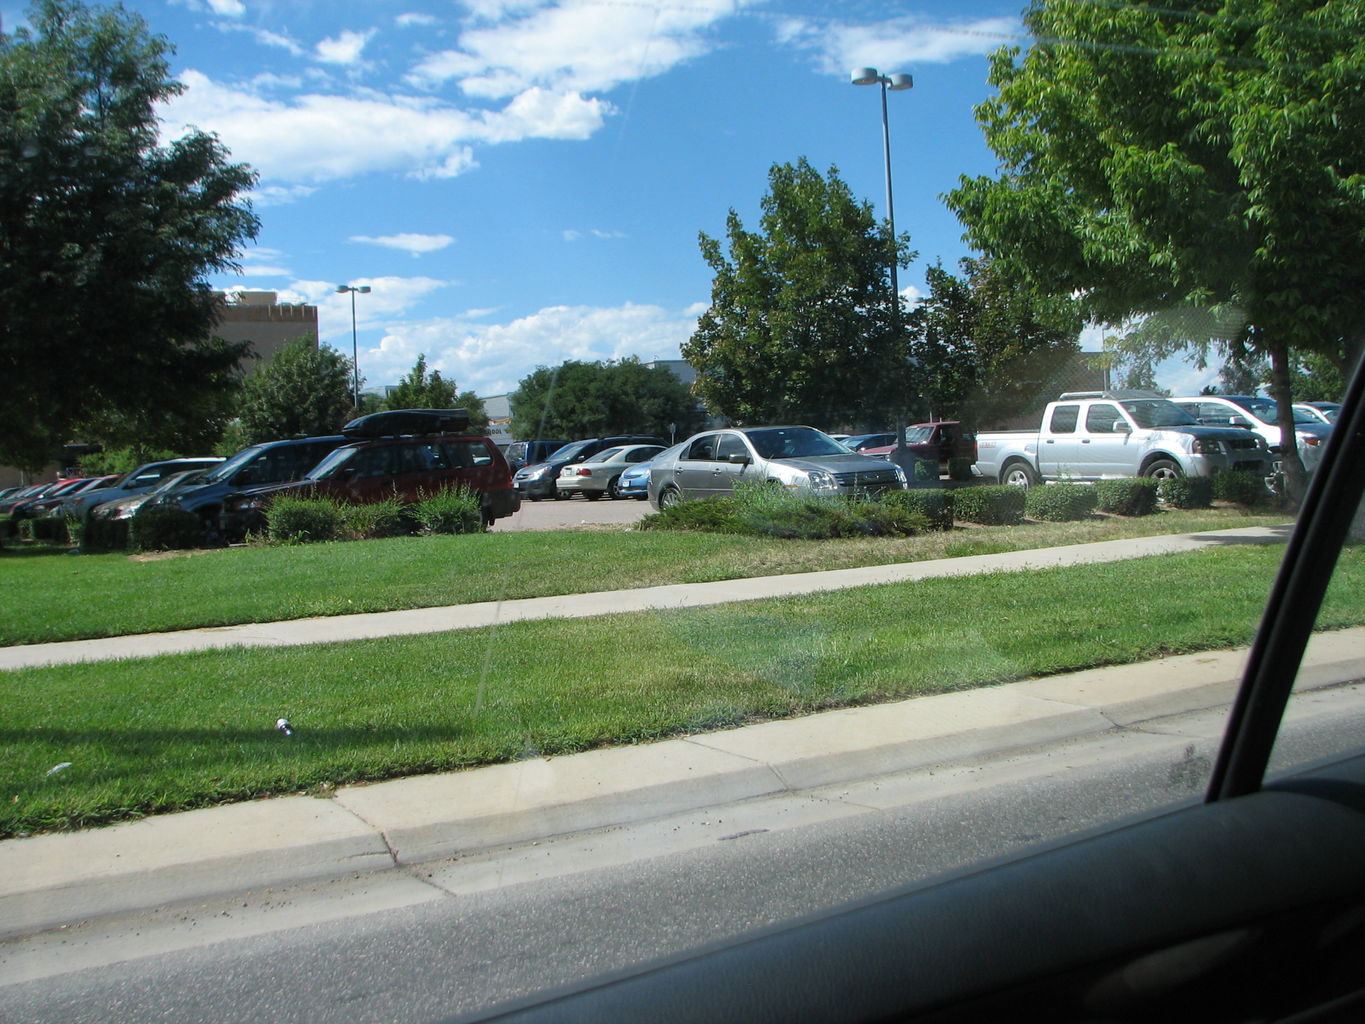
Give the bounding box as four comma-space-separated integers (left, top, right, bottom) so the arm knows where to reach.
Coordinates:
1001, 461, 1039, 488
1144, 458, 1183, 481
607, 476, 622, 499
658, 486, 683, 510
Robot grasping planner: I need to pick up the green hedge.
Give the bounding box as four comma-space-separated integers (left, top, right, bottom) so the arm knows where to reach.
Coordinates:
952, 485, 1026, 526
1024, 483, 1098, 522
1213, 469, 1268, 507
129, 506, 202, 551
1094, 478, 1159, 517
1158, 476, 1214, 510
640, 486, 927, 539
884, 488, 953, 531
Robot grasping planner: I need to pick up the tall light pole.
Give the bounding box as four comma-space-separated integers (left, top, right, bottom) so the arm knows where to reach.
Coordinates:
336, 284, 371, 411
852, 67, 915, 461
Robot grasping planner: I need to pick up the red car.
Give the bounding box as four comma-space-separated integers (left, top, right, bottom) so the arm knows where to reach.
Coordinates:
859, 421, 977, 472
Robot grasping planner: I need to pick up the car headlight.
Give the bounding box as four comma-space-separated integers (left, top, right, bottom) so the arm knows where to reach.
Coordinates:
806, 470, 838, 493
891, 464, 908, 486
1191, 439, 1222, 455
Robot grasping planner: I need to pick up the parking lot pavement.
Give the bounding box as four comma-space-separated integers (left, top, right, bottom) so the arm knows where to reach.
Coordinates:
493, 494, 650, 531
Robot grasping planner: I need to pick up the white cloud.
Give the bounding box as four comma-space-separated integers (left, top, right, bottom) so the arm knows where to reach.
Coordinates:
350, 233, 456, 255
174, 0, 245, 16
777, 15, 1021, 76
315, 29, 376, 66
161, 71, 608, 183
237, 264, 292, 277
249, 183, 318, 206
211, 20, 307, 56
407, 0, 749, 98
396, 13, 439, 29
364, 301, 702, 396
563, 228, 627, 242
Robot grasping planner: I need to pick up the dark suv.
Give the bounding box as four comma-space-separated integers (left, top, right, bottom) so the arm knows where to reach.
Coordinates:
504, 439, 569, 472
512, 435, 667, 500
162, 435, 350, 543
224, 409, 520, 534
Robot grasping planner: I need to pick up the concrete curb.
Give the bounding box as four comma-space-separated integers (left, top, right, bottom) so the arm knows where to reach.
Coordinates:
4, 625, 1362, 940
0, 525, 1291, 671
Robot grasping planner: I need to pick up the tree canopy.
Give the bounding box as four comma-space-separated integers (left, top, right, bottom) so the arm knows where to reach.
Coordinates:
381, 354, 488, 431
683, 159, 913, 430
911, 258, 1082, 425
0, 0, 259, 470
947, 0, 1365, 492
230, 338, 355, 448
509, 358, 702, 441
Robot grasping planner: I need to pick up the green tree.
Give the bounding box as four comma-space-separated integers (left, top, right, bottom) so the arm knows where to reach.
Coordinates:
232, 339, 355, 447
947, 0, 1365, 496
0, 0, 259, 471
381, 354, 489, 431
683, 158, 913, 430
911, 258, 1082, 425
509, 359, 702, 441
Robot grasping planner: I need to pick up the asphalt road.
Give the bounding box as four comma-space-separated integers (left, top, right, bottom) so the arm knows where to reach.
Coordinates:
490, 492, 650, 531
5, 685, 1363, 1024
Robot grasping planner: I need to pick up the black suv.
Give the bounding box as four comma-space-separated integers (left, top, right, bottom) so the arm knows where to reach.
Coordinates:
511, 435, 667, 500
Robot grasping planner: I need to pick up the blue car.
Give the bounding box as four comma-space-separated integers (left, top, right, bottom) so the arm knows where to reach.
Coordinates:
615, 443, 684, 500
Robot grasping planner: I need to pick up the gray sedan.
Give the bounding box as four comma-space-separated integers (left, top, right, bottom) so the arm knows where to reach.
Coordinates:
648, 426, 907, 509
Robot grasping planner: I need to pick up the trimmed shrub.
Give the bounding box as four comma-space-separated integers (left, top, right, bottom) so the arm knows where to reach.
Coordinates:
951, 485, 1025, 526
410, 487, 483, 535
1025, 483, 1098, 522
884, 488, 953, 531
638, 496, 741, 534
1094, 478, 1159, 517
80, 514, 130, 553
1213, 469, 1267, 507
1158, 475, 1214, 510
640, 485, 925, 539
266, 496, 343, 543
130, 505, 202, 551
340, 497, 410, 540
947, 457, 974, 482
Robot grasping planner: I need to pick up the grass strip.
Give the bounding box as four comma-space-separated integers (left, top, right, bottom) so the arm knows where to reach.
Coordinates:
5, 543, 1361, 838
0, 508, 1288, 646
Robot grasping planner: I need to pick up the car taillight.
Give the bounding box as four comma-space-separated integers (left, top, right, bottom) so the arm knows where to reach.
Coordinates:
577, 469, 592, 476
1303, 435, 1322, 446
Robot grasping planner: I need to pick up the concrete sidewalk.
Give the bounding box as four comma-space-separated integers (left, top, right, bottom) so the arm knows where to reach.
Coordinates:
0, 525, 1292, 670
3, 626, 1363, 940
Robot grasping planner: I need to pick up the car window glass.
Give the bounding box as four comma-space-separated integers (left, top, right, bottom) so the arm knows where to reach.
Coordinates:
715, 435, 748, 460
1048, 404, 1079, 433
1085, 403, 1121, 433
685, 435, 717, 460
351, 446, 395, 479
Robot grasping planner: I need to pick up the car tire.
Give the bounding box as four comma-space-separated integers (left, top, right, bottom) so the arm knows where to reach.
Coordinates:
658, 486, 683, 510
607, 476, 621, 499
1001, 461, 1039, 488
1143, 458, 1183, 481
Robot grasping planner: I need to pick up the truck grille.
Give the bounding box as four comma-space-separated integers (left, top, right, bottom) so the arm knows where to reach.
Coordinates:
833, 469, 903, 495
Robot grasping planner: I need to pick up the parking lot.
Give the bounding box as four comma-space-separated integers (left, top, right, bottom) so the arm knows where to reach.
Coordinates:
491, 495, 651, 532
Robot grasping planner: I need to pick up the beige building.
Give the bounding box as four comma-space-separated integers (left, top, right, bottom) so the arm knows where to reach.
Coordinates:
214, 291, 319, 371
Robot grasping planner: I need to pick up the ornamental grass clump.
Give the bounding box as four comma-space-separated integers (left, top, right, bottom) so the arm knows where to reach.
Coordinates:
410, 486, 484, 535
340, 497, 410, 540
265, 496, 344, 543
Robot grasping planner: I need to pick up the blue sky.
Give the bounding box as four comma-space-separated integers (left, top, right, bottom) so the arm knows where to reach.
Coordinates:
8, 0, 1216, 398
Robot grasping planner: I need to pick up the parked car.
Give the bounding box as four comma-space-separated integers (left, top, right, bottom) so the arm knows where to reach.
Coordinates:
614, 443, 684, 501
975, 391, 1274, 487
1295, 400, 1341, 425
1171, 394, 1332, 471
9, 475, 120, 522
648, 426, 907, 509
0, 481, 63, 515
504, 439, 569, 472
859, 422, 979, 471
556, 444, 665, 500
159, 434, 351, 544
52, 457, 226, 520
514, 434, 667, 500
842, 432, 898, 452
224, 409, 520, 534
89, 469, 210, 522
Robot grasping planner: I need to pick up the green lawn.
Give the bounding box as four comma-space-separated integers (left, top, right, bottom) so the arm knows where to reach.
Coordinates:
0, 507, 1289, 645
5, 543, 1361, 838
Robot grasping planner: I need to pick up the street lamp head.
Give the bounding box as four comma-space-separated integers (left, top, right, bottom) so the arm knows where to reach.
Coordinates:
887, 73, 913, 91
337, 284, 372, 294
358, 286, 371, 294
851, 67, 881, 86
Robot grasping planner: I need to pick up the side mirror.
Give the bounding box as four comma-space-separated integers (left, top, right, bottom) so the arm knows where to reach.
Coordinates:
1112, 420, 1132, 434
729, 453, 752, 465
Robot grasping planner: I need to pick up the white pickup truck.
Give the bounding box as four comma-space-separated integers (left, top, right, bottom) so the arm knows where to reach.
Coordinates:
974, 391, 1275, 487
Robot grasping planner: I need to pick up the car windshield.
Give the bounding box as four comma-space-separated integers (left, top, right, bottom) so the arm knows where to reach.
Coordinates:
1227, 396, 1278, 422
549, 441, 594, 463
203, 445, 266, 483
744, 426, 849, 459
308, 446, 357, 480
1121, 399, 1201, 428
582, 447, 624, 464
